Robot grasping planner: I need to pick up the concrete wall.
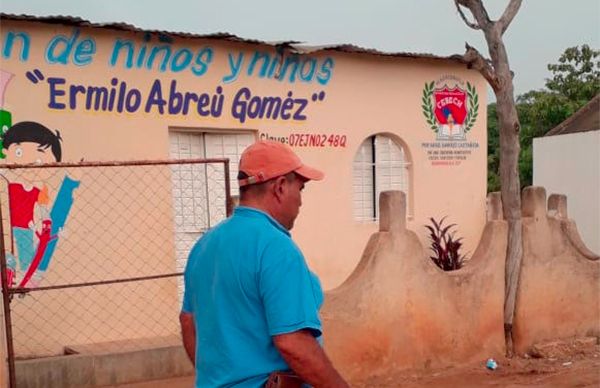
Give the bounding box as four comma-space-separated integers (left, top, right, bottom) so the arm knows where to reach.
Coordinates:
514, 187, 600, 353
15, 340, 193, 388
322, 189, 599, 382
322, 191, 506, 380
533, 131, 600, 254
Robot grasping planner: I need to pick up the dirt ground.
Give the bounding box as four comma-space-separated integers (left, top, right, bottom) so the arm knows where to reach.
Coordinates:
113, 343, 600, 388
354, 351, 600, 387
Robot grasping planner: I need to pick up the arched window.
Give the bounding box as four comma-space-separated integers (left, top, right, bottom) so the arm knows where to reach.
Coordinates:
353, 134, 410, 221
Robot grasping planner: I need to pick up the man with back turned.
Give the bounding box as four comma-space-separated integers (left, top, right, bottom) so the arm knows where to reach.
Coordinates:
180, 140, 348, 387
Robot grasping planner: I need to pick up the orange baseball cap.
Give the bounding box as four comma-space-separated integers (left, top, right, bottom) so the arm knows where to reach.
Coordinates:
238, 140, 324, 187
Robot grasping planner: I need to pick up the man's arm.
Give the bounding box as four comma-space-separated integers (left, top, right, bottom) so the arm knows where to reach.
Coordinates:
273, 330, 349, 388
179, 311, 196, 365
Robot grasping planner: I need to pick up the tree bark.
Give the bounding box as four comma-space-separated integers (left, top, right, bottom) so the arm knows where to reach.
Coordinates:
494, 55, 522, 357
455, 0, 523, 356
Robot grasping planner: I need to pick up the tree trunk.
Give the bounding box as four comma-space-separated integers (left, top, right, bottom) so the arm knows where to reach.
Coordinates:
496, 90, 522, 356
485, 26, 523, 357
455, 0, 524, 357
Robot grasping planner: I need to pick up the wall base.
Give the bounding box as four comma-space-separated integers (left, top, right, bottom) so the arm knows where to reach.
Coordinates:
15, 340, 194, 388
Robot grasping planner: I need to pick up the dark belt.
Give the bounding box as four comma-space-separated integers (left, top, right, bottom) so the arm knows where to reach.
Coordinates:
264, 371, 304, 388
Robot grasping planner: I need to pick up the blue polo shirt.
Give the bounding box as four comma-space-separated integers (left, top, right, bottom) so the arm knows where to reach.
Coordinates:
182, 206, 324, 388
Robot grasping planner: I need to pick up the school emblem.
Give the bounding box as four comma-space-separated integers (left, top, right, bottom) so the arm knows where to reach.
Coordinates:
422, 79, 479, 140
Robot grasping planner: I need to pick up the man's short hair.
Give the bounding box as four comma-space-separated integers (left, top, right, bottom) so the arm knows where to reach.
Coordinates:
238, 171, 296, 200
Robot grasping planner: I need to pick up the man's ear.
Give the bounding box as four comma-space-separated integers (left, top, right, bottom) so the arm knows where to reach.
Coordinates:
272, 176, 287, 201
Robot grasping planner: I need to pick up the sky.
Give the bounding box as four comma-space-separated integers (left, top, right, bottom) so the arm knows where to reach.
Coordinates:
1, 0, 599, 98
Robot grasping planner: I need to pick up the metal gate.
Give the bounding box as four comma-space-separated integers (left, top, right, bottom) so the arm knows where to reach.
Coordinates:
0, 158, 231, 388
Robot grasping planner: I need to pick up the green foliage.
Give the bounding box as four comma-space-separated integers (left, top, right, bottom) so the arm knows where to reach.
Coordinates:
516, 90, 583, 187
518, 145, 533, 187
488, 157, 500, 193
486, 103, 501, 192
546, 44, 600, 103
486, 45, 599, 192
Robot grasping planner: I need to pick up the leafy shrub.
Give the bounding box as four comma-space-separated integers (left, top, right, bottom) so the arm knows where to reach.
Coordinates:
425, 217, 468, 271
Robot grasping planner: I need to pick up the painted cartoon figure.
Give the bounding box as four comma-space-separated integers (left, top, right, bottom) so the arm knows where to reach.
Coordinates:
18, 219, 57, 288
4, 121, 62, 164
2, 121, 77, 288
0, 70, 14, 158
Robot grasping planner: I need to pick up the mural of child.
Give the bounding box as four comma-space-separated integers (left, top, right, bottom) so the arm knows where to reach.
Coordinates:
4, 121, 62, 164
2, 121, 67, 288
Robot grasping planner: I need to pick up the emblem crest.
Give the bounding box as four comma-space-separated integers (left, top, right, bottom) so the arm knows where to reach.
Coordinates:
422, 80, 479, 140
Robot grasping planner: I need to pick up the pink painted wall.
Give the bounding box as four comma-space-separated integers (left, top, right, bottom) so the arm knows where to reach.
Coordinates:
0, 19, 488, 291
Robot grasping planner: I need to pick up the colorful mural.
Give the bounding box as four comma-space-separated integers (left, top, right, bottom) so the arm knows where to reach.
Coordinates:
0, 70, 80, 288
0, 70, 13, 157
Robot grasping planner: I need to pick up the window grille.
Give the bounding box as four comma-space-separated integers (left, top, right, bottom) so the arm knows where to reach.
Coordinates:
353, 135, 410, 221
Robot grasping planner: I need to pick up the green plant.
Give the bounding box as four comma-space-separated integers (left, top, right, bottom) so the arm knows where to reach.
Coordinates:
425, 217, 467, 271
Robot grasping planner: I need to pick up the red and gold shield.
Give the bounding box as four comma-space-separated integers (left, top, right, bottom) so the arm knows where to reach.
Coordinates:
433, 87, 467, 125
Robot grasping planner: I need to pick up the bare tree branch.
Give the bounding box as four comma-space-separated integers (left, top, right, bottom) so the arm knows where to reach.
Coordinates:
497, 0, 523, 35
462, 43, 500, 91
454, 0, 480, 30
456, 0, 491, 30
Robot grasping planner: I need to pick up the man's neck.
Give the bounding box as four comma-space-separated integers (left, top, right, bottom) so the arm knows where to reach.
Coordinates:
239, 198, 285, 228
239, 198, 272, 216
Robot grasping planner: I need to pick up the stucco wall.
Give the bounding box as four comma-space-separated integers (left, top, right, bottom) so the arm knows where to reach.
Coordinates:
322, 191, 505, 380
0, 19, 487, 291
514, 187, 600, 353
533, 131, 600, 254
322, 189, 599, 382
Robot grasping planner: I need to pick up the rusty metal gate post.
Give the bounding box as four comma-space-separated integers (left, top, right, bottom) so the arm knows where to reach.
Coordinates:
224, 159, 233, 217
0, 204, 16, 388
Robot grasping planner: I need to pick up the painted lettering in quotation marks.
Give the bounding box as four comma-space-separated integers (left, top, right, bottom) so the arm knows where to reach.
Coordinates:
30, 70, 326, 123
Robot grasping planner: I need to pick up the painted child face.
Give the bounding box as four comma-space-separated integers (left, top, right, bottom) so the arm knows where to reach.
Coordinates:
5, 142, 56, 164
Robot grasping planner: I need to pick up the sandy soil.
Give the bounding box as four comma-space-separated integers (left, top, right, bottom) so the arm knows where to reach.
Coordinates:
355, 351, 600, 387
